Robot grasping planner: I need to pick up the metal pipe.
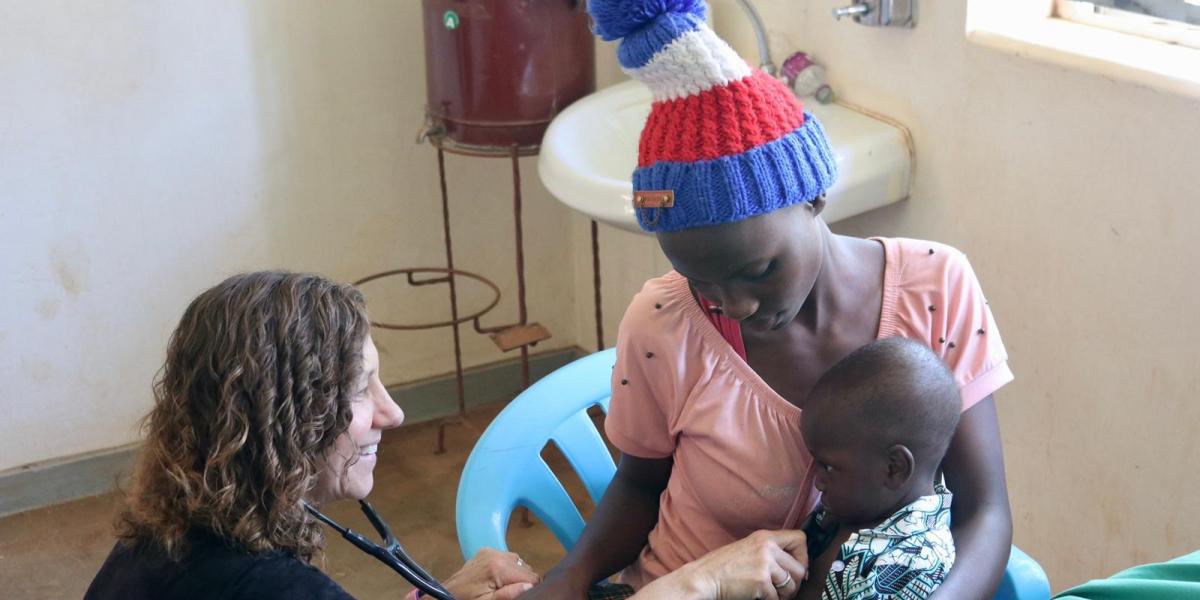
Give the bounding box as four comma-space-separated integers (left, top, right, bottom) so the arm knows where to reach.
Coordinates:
733, 0, 776, 77
591, 220, 604, 352
436, 148, 466, 455
510, 146, 531, 390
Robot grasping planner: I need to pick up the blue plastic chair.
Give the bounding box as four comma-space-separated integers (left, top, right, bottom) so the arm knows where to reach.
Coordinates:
456, 348, 1051, 600
456, 349, 618, 558
999, 546, 1052, 600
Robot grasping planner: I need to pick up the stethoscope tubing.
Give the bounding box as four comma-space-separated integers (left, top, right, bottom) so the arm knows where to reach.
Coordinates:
305, 500, 457, 600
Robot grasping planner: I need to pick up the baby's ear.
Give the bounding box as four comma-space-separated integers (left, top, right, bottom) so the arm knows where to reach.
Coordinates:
884, 444, 915, 489
809, 194, 828, 216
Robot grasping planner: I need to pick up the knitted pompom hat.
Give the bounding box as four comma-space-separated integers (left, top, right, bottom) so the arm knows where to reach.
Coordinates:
589, 0, 838, 232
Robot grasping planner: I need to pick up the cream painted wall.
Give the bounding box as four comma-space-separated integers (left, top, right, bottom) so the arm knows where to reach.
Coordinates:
5, 0, 1196, 587
0, 1, 578, 472
572, 0, 1200, 591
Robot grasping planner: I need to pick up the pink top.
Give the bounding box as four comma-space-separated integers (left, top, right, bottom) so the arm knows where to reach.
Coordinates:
605, 237, 1013, 589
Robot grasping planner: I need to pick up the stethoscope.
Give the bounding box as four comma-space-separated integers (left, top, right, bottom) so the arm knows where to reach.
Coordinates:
304, 499, 457, 600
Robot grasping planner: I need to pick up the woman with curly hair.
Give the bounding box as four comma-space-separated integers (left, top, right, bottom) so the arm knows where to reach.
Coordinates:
84, 270, 817, 600
84, 271, 539, 600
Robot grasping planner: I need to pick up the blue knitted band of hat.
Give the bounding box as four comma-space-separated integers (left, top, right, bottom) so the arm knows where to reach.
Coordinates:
632, 113, 838, 232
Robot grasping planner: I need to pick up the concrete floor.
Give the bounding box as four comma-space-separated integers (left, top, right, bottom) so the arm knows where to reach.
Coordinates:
0, 400, 607, 599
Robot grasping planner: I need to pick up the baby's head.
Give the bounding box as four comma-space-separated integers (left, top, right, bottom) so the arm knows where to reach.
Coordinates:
801, 337, 960, 527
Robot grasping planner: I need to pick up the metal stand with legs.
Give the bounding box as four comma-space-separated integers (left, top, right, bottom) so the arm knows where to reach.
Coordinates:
355, 144, 551, 454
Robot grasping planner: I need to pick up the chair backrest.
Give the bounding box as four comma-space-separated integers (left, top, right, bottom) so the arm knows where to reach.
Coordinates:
456, 349, 1051, 600
455, 348, 618, 560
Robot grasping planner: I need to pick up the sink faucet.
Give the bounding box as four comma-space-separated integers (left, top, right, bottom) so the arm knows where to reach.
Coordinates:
832, 4, 871, 20
733, 0, 777, 77
831, 0, 917, 27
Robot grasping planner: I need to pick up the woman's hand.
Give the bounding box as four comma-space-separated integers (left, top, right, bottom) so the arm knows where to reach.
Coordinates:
635, 530, 809, 600
440, 548, 540, 600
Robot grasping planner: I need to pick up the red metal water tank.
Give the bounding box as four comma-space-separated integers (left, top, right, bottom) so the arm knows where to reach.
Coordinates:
422, 0, 596, 155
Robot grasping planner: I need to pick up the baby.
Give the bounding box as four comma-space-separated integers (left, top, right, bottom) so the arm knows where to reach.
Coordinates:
796, 337, 961, 600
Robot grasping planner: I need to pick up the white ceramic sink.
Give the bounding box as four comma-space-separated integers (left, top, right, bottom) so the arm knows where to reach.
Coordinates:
539, 79, 912, 234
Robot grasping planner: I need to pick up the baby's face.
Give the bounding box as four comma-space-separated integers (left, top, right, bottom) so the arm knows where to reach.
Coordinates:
801, 415, 897, 527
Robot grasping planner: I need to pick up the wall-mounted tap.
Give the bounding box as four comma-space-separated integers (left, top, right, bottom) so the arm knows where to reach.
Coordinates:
832, 0, 917, 28
832, 4, 870, 20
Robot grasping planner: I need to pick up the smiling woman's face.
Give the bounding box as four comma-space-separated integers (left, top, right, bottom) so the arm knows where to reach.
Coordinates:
311, 335, 404, 504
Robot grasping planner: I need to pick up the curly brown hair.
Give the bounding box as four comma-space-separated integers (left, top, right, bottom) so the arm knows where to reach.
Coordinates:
116, 271, 370, 562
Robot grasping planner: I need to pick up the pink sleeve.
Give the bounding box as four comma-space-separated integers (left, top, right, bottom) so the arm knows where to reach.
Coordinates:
604, 292, 682, 459
938, 249, 1014, 410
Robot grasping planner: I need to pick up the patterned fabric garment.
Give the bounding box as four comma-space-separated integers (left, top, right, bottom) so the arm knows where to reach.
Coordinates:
807, 485, 955, 600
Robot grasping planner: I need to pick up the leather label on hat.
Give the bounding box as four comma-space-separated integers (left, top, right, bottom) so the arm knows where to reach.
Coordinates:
634, 190, 675, 209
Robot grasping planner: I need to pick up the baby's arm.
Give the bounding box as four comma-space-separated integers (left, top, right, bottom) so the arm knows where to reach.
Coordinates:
793, 524, 852, 600
793, 572, 828, 600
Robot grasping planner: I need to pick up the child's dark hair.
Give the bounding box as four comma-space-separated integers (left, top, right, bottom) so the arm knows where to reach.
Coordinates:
808, 337, 961, 469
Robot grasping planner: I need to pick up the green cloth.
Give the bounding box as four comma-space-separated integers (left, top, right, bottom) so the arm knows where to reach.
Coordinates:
1054, 550, 1200, 600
